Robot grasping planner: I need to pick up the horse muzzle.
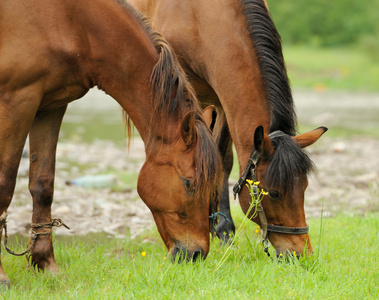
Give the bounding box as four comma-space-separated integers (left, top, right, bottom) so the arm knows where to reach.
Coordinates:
170, 244, 206, 263
272, 235, 314, 259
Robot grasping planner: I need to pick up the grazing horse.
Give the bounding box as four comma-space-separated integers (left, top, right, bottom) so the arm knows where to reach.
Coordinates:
0, 0, 223, 286
129, 0, 327, 256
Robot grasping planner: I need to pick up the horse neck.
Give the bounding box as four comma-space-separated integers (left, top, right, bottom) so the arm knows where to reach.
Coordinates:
79, 0, 160, 142
203, 16, 271, 166
209, 44, 271, 171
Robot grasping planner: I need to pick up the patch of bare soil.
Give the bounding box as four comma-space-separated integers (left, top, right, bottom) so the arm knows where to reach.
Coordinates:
10, 139, 153, 238
303, 137, 379, 217
294, 90, 379, 218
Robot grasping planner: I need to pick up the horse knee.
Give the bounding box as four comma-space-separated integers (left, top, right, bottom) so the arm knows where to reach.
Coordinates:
29, 174, 54, 206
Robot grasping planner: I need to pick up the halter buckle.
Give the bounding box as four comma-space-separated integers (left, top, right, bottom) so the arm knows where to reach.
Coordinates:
232, 149, 260, 199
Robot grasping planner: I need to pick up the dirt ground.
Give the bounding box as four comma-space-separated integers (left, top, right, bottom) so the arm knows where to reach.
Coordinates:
7, 89, 379, 238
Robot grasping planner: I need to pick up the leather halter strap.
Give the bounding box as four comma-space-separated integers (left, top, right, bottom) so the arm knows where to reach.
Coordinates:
268, 224, 309, 234
232, 130, 309, 245
232, 130, 283, 199
232, 149, 259, 199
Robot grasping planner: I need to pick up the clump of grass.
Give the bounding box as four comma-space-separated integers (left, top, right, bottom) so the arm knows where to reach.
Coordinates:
1, 208, 379, 298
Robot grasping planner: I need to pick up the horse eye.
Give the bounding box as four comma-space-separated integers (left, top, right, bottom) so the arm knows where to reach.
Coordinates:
183, 179, 191, 190
178, 211, 187, 219
269, 190, 281, 200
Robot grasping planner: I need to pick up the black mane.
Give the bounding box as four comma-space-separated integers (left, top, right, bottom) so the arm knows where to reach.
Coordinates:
266, 135, 314, 192
240, 0, 316, 191
240, 0, 297, 136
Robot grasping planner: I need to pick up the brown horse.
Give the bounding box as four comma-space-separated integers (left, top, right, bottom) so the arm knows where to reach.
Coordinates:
0, 0, 223, 286
129, 0, 327, 256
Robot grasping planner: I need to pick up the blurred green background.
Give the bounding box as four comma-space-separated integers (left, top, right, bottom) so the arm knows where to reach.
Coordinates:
267, 0, 379, 92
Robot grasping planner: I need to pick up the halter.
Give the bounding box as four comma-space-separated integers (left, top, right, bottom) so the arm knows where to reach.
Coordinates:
232, 130, 309, 256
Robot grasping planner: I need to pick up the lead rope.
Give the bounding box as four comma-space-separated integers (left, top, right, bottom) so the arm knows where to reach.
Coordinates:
0, 212, 69, 257
209, 212, 229, 232
256, 203, 271, 257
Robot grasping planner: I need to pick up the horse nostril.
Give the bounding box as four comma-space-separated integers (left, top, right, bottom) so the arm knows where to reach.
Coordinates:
173, 245, 181, 254
192, 249, 203, 262
172, 245, 186, 263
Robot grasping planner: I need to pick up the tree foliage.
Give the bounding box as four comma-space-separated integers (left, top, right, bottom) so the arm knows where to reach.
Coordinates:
267, 0, 378, 47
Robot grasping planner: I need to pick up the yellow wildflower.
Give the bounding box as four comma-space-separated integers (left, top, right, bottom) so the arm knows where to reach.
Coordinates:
253, 181, 260, 186
262, 190, 269, 196
246, 179, 254, 185
255, 229, 260, 234
293, 251, 296, 256
279, 253, 283, 257
164, 257, 167, 260
141, 251, 147, 257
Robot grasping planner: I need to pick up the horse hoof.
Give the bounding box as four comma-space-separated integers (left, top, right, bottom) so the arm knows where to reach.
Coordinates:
46, 264, 59, 275
0, 279, 11, 289
218, 235, 234, 246
216, 222, 235, 246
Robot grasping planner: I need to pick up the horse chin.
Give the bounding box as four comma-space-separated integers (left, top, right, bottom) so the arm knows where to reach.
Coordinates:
169, 243, 207, 263
271, 234, 314, 258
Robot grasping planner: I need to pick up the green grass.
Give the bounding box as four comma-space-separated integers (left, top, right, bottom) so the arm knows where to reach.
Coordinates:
283, 45, 379, 92
2, 209, 378, 299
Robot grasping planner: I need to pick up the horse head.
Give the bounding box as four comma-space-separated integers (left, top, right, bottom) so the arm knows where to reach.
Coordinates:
238, 125, 327, 257
137, 106, 223, 262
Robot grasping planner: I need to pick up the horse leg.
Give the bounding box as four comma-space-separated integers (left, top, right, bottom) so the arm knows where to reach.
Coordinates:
0, 91, 39, 287
27, 106, 67, 273
214, 110, 235, 244
0, 139, 29, 287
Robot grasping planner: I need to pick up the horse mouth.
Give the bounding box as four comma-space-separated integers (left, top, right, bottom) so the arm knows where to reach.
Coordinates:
275, 246, 313, 259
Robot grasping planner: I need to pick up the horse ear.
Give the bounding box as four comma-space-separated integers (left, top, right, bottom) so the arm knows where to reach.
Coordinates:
202, 106, 216, 132
181, 111, 197, 147
292, 126, 328, 148
254, 125, 274, 157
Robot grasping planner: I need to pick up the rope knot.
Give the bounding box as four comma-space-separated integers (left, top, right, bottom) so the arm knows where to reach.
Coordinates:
51, 218, 70, 230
